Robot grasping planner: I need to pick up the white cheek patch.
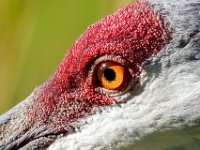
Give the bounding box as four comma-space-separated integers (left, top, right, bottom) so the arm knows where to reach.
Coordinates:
48, 62, 200, 150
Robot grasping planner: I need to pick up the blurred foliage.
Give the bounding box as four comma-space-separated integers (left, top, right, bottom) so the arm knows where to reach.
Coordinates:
0, 0, 132, 114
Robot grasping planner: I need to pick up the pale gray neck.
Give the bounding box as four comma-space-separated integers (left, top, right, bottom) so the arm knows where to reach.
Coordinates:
148, 0, 200, 76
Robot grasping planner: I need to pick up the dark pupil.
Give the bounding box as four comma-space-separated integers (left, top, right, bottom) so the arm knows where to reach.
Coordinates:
104, 68, 116, 81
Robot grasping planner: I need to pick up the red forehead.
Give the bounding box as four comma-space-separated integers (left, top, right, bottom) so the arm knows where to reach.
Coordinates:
30, 1, 171, 127
58, 0, 170, 77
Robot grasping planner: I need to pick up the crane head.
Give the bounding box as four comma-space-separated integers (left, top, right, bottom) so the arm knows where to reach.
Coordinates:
0, 0, 200, 149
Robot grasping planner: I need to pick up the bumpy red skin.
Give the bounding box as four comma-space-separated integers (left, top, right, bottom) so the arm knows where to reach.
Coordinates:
30, 1, 171, 133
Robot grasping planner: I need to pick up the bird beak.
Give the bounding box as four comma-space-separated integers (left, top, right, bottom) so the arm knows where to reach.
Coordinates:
0, 92, 58, 149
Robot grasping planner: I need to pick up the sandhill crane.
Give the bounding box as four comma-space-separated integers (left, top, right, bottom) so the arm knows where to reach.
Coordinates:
0, 0, 200, 149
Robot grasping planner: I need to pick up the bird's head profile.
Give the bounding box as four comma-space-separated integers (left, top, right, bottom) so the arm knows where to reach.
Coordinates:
0, 0, 200, 149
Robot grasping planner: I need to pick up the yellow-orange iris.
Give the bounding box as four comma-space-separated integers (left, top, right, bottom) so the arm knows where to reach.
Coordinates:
98, 65, 124, 90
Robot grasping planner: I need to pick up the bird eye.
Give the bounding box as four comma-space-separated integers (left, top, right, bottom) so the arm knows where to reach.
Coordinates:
97, 61, 129, 90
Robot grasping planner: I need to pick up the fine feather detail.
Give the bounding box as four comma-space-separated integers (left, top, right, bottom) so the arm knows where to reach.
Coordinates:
49, 0, 200, 149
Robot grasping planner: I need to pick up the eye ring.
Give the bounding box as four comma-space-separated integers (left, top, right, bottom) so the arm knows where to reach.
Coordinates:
89, 55, 140, 94
96, 61, 130, 90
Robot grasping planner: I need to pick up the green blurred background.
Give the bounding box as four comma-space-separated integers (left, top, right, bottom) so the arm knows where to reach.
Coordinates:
0, 0, 132, 114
